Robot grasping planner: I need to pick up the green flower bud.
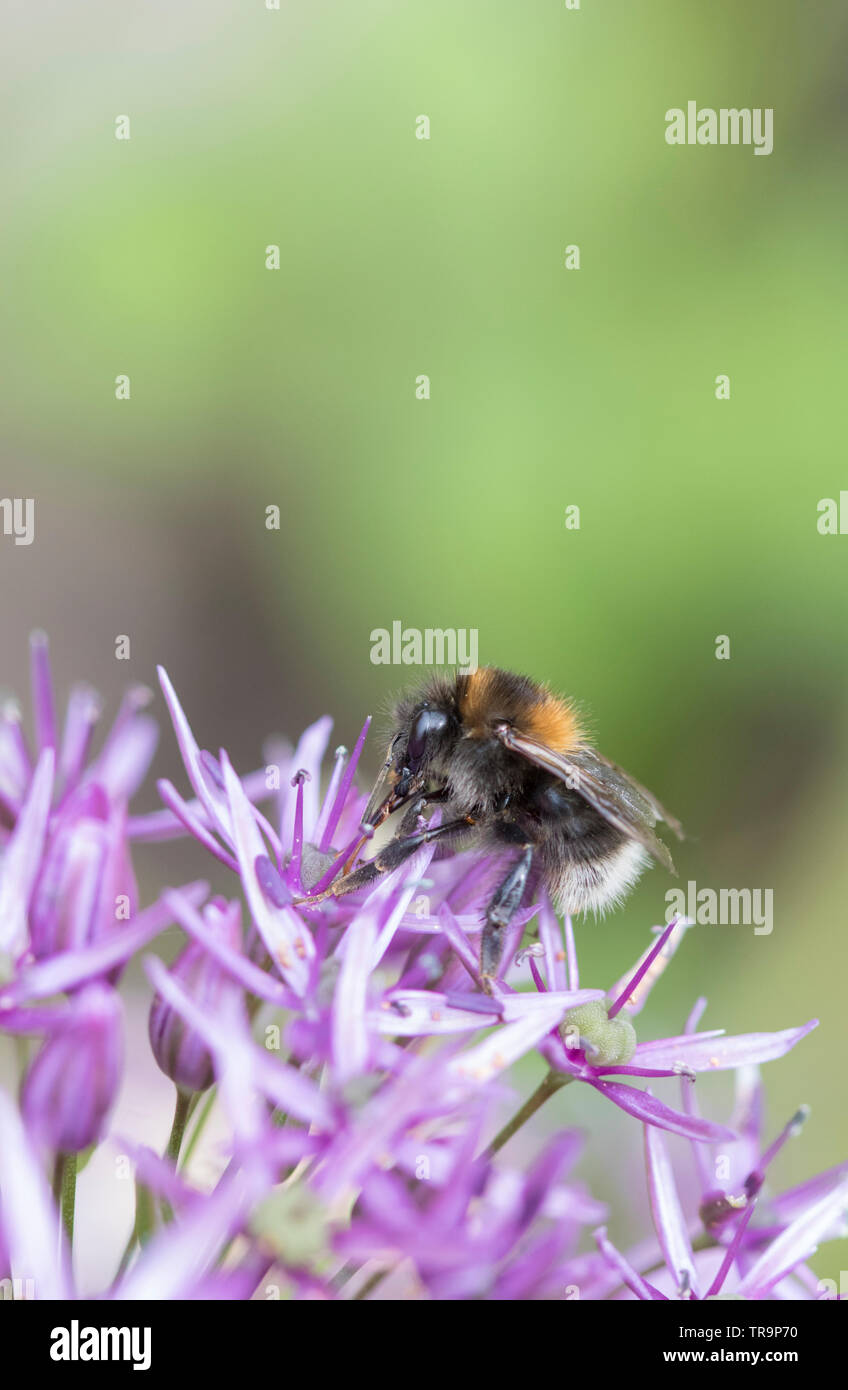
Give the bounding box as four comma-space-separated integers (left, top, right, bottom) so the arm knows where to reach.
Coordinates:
560, 998, 637, 1066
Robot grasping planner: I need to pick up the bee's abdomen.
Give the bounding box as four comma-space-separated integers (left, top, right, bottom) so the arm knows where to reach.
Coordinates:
529, 781, 648, 915
532, 781, 618, 849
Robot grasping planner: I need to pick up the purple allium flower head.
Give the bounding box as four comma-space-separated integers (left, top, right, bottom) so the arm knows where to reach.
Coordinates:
127, 684, 833, 1301
3, 651, 835, 1304
528, 915, 817, 1143
21, 982, 124, 1153
0, 633, 156, 984
140, 679, 822, 1176
589, 1066, 848, 1301
682, 1063, 848, 1281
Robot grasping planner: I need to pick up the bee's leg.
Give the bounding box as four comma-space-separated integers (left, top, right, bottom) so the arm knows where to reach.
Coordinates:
317, 817, 475, 901
398, 786, 450, 835
480, 846, 534, 987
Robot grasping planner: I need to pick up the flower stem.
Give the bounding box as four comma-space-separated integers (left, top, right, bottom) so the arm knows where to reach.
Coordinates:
159, 1088, 194, 1226
165, 1088, 193, 1166
484, 1069, 573, 1158
180, 1086, 216, 1171
114, 1181, 156, 1286
52, 1151, 78, 1246
114, 1090, 195, 1278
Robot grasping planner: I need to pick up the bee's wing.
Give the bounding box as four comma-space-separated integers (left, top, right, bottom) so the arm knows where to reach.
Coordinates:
495, 728, 679, 872
570, 748, 685, 841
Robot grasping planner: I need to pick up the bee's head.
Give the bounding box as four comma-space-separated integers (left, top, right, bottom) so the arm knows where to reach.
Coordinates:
401, 702, 457, 777
360, 681, 460, 830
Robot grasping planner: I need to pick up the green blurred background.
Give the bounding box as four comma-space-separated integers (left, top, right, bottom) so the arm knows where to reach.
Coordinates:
2, 0, 847, 1285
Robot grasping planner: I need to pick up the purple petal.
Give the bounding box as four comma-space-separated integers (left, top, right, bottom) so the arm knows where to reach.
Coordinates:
537, 894, 567, 992
95, 683, 153, 764
501, 988, 604, 1020
594, 1226, 666, 1300
333, 907, 377, 1081
144, 956, 267, 1147
443, 991, 504, 1015
86, 712, 158, 804
587, 1078, 736, 1142
157, 779, 238, 871
118, 1141, 198, 1210
0, 747, 55, 959
255, 854, 289, 907
398, 908, 530, 936
371, 990, 497, 1037
442, 853, 495, 914
145, 956, 333, 1132
0, 882, 209, 1006
115, 1167, 267, 1300
221, 751, 313, 995
158, 667, 234, 842
0, 1003, 72, 1032
636, 1028, 726, 1055
58, 684, 102, 792
160, 889, 297, 1009
721, 1069, 778, 1196
770, 1160, 848, 1227
312, 743, 347, 850
315, 1051, 457, 1201
644, 1116, 699, 1295
523, 1129, 586, 1219
0, 1086, 72, 1297
437, 904, 482, 985
679, 999, 716, 1193
199, 749, 225, 790
250, 1047, 337, 1130
563, 914, 579, 991
0, 696, 32, 803
449, 1002, 569, 1085
369, 841, 438, 966
127, 806, 190, 842
737, 1178, 848, 1296
319, 717, 371, 853
634, 1020, 818, 1073
29, 631, 57, 752
127, 769, 272, 843
29, 814, 108, 958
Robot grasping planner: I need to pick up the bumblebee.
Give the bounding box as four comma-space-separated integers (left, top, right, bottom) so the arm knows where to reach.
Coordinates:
312, 668, 682, 983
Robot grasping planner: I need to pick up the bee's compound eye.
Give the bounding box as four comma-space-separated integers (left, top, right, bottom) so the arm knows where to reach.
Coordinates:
407, 709, 448, 764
